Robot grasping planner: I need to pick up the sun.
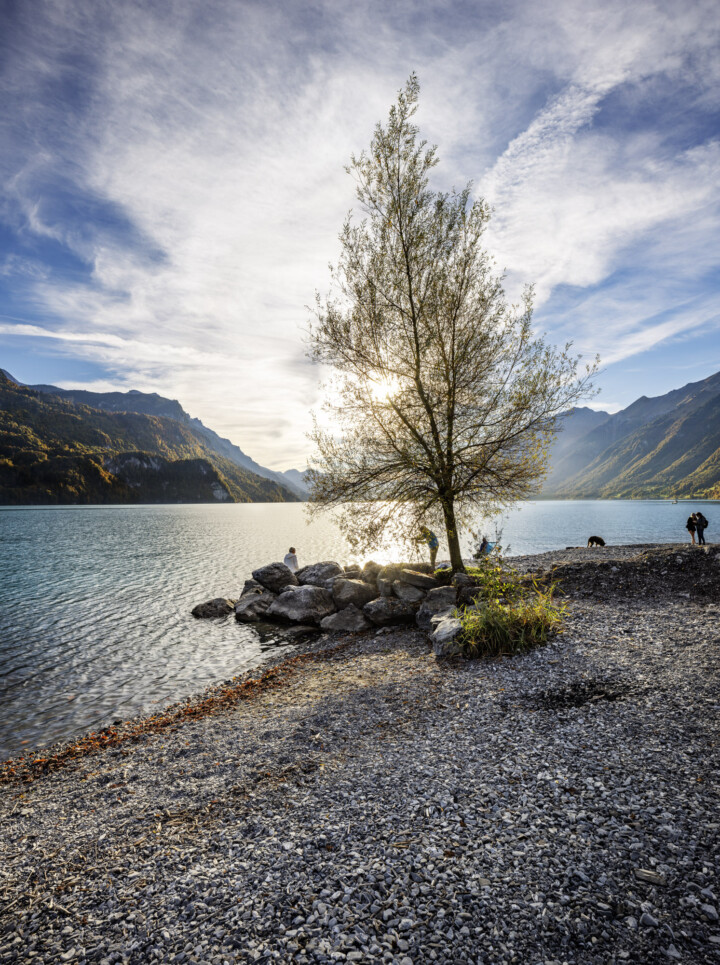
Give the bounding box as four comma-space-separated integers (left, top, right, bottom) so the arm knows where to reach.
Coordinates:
369, 376, 400, 402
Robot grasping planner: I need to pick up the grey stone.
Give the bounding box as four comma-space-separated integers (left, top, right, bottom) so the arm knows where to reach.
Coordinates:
242, 578, 263, 594
393, 581, 426, 603
452, 572, 474, 589
640, 912, 659, 928
397, 568, 439, 590
361, 560, 383, 583
377, 564, 405, 584
431, 616, 463, 657
281, 625, 320, 643
234, 591, 276, 623
378, 578, 394, 597
363, 597, 417, 626
320, 605, 373, 632
251, 562, 298, 593
634, 868, 667, 886
296, 561, 344, 586
458, 584, 483, 607
191, 598, 235, 619
267, 585, 336, 625
332, 578, 379, 609
416, 586, 458, 630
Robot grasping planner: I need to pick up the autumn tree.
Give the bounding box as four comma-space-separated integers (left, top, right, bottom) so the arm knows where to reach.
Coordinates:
307, 75, 596, 571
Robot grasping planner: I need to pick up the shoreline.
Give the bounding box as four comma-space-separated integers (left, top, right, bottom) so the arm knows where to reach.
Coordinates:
0, 542, 709, 774
1, 545, 719, 963
1, 542, 694, 771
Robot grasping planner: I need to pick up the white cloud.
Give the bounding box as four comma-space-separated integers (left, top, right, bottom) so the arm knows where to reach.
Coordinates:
2, 0, 719, 467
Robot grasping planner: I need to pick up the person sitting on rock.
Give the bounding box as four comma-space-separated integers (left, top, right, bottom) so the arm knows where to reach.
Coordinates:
283, 547, 299, 572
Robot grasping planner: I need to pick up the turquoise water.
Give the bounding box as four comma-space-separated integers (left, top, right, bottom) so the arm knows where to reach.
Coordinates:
0, 499, 715, 759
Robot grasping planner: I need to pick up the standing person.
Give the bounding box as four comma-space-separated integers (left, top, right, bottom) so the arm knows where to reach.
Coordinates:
686, 514, 697, 545
418, 526, 440, 568
695, 511, 708, 545
283, 547, 299, 572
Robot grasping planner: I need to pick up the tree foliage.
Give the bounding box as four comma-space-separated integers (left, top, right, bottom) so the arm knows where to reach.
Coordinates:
307, 75, 597, 570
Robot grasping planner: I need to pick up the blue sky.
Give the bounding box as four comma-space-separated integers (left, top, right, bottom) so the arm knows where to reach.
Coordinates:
1, 0, 719, 469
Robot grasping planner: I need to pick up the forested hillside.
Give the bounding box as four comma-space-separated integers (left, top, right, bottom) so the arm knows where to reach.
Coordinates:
0, 374, 300, 505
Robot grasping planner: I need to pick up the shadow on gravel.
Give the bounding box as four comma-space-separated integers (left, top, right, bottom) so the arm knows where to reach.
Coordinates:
536, 679, 630, 710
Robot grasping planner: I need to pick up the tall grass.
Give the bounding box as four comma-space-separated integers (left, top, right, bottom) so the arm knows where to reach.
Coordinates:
455, 554, 566, 658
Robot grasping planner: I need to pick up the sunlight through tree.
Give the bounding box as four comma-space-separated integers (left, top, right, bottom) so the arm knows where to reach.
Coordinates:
307, 75, 597, 571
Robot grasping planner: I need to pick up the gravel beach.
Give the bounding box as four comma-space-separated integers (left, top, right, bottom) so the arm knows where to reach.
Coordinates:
1, 544, 719, 964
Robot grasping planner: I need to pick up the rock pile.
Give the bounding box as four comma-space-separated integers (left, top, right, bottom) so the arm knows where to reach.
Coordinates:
194, 556, 572, 657
239, 560, 459, 640
192, 558, 465, 653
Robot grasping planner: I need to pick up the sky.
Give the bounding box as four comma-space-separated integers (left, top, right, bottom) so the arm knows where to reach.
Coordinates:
1, 0, 719, 471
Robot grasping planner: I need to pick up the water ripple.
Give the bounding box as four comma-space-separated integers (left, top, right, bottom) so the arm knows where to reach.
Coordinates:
1, 499, 714, 759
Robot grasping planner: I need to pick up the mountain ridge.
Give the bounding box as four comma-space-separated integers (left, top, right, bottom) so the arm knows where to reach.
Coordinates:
24, 382, 307, 498
0, 373, 301, 505
543, 371, 720, 498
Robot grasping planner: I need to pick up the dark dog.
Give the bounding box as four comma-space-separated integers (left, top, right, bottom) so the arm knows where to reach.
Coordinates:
587, 535, 605, 547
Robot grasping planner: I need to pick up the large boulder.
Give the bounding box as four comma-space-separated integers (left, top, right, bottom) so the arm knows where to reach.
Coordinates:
452, 572, 475, 589
431, 615, 464, 657
393, 580, 426, 603
320, 605, 373, 632
458, 584, 484, 607
267, 585, 336, 625
192, 597, 236, 618
363, 597, 417, 626
416, 586, 458, 631
332, 578, 379, 609
361, 561, 383, 584
234, 590, 276, 623
398, 568, 439, 590
241, 578, 263, 594
377, 564, 404, 584
251, 562, 298, 593
297, 561, 344, 586
408, 561, 434, 574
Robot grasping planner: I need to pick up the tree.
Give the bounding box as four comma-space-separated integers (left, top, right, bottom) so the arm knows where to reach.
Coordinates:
306, 75, 597, 572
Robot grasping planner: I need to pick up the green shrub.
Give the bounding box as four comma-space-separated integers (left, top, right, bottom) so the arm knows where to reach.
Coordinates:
456, 556, 565, 657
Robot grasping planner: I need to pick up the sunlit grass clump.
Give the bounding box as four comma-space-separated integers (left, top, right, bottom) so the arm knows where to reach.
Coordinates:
452, 555, 566, 659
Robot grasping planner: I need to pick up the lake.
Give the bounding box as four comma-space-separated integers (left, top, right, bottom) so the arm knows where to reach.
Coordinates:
0, 499, 715, 759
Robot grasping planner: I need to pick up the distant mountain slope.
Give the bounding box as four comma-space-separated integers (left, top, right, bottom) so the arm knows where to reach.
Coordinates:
0, 374, 300, 505
543, 372, 720, 498
281, 467, 310, 495
28, 383, 307, 497
542, 407, 610, 489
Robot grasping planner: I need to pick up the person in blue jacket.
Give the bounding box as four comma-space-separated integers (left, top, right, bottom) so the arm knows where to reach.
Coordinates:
418, 526, 439, 568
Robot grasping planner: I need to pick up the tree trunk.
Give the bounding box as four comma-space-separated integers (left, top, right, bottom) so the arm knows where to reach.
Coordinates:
441, 497, 465, 573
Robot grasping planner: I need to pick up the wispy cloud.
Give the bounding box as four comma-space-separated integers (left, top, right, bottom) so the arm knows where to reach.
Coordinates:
1, 0, 718, 466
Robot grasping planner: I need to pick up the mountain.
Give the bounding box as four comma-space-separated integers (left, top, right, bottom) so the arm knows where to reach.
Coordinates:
280, 467, 310, 495
27, 383, 308, 498
0, 373, 300, 505
542, 407, 611, 489
542, 372, 720, 498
